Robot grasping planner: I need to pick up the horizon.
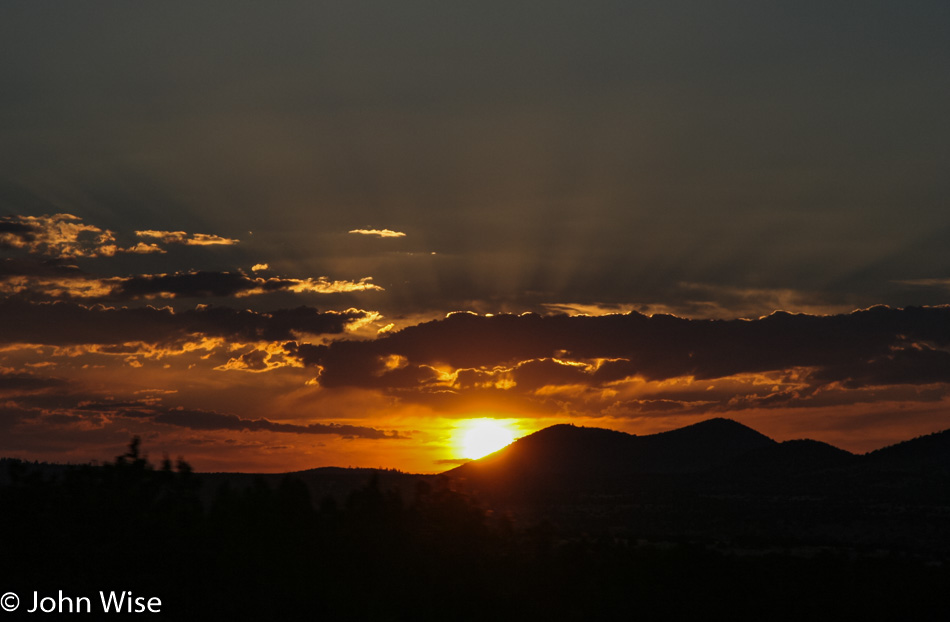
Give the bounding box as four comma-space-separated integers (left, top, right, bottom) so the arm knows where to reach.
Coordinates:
3, 3, 950, 473
0, 414, 943, 476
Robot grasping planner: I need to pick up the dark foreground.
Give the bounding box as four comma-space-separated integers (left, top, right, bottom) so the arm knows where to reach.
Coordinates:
2, 442, 950, 621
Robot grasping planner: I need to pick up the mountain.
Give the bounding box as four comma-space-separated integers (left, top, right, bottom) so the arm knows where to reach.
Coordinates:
446, 418, 950, 555
709, 438, 857, 486
864, 427, 950, 473
6, 419, 950, 559
454, 417, 774, 472
448, 417, 777, 500
138, 422, 950, 506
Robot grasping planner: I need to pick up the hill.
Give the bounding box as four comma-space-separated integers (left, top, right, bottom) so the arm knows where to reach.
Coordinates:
445, 418, 950, 555
449, 418, 776, 499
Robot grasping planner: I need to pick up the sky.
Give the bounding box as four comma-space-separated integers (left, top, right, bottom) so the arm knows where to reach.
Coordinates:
2, 2, 950, 472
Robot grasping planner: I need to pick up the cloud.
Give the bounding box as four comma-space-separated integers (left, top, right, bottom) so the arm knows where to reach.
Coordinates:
899, 278, 950, 290
2, 394, 404, 442
672, 283, 861, 319
96, 404, 405, 439
0, 215, 237, 259
113, 271, 383, 299
543, 284, 856, 322
510, 358, 593, 391
0, 368, 68, 392
0, 299, 372, 346
0, 214, 118, 258
0, 276, 116, 300
289, 306, 950, 409
214, 343, 303, 373
125, 242, 166, 254
541, 303, 643, 317
0, 257, 85, 278
135, 230, 239, 246
188, 233, 240, 246
0, 258, 111, 300
1, 268, 383, 302
155, 409, 405, 439
348, 229, 407, 238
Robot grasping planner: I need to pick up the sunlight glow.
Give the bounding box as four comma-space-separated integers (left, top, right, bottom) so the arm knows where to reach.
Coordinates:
456, 418, 517, 460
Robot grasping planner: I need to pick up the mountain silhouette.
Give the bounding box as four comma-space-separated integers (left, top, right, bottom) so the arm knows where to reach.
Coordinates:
8, 432, 950, 621
709, 437, 858, 490
864, 427, 950, 472
7, 416, 950, 597
445, 418, 950, 556
448, 417, 776, 501
454, 417, 773, 474
194, 421, 950, 507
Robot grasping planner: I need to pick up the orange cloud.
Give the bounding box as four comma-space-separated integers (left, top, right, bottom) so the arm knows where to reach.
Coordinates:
348, 228, 406, 238
125, 242, 166, 254
135, 230, 239, 246
115, 271, 383, 299
0, 215, 238, 259
0, 213, 117, 258
0, 276, 117, 299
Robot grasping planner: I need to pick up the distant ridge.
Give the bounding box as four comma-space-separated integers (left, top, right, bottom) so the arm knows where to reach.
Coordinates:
643, 417, 777, 471
448, 417, 777, 499
864, 427, 950, 472
452, 417, 773, 472
8, 418, 950, 562
448, 417, 950, 506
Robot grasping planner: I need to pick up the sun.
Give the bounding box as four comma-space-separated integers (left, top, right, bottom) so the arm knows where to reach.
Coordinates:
456, 418, 517, 460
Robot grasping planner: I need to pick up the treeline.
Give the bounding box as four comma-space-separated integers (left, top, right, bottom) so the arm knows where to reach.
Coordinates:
2, 441, 949, 621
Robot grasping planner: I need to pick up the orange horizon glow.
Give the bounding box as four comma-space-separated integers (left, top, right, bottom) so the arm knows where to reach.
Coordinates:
5, 400, 950, 475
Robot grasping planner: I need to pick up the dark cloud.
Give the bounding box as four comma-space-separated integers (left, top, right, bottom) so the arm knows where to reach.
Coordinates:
816, 347, 950, 389
117, 270, 300, 298
2, 397, 403, 442
293, 306, 950, 394
0, 370, 68, 392
150, 409, 405, 440
74, 400, 403, 440
0, 258, 107, 301
0, 264, 381, 303
0, 257, 84, 278
0, 299, 370, 346
0, 404, 40, 432
510, 358, 591, 391
0, 220, 36, 244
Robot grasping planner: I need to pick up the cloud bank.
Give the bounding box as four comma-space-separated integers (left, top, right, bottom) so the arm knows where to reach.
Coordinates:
289, 307, 950, 416
0, 299, 371, 346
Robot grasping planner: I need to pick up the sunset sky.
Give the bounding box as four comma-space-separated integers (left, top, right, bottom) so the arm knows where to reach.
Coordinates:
2, 2, 950, 472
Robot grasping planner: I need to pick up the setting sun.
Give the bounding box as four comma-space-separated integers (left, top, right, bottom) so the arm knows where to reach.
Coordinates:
456, 418, 518, 460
